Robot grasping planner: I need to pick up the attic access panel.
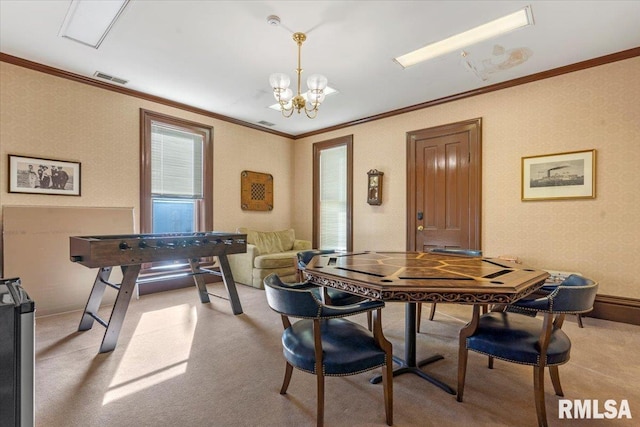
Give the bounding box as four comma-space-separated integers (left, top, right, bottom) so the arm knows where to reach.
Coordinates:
241, 170, 273, 211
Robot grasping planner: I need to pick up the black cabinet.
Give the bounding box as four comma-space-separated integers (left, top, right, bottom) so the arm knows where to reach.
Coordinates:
0, 278, 35, 427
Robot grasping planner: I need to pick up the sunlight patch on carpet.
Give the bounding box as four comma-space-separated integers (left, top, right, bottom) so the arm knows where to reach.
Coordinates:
102, 304, 197, 405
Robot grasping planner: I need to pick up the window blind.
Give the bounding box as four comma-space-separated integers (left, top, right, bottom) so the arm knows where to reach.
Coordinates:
151, 123, 203, 198
319, 145, 347, 250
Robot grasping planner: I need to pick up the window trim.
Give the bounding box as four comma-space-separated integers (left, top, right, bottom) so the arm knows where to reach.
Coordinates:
312, 135, 353, 251
140, 109, 213, 234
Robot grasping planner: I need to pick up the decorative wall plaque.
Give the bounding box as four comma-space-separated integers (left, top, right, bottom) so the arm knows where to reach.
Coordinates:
241, 170, 273, 211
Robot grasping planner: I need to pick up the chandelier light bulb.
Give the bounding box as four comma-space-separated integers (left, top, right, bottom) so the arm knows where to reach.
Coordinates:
280, 88, 293, 103
269, 73, 290, 90
307, 74, 328, 91
307, 90, 326, 107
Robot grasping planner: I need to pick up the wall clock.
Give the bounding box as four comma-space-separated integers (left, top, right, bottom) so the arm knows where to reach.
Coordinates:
367, 169, 383, 205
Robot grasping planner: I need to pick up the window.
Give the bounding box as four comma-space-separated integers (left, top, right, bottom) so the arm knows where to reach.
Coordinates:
313, 135, 353, 251
141, 110, 212, 234
140, 110, 213, 291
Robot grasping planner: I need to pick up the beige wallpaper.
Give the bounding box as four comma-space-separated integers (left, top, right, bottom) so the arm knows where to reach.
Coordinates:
0, 62, 294, 286
295, 57, 640, 299
1, 56, 639, 303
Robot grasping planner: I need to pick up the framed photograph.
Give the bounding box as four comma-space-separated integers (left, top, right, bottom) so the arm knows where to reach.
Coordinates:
521, 149, 595, 201
8, 155, 81, 196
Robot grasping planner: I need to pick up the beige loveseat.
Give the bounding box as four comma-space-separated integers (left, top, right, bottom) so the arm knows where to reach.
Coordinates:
227, 228, 312, 289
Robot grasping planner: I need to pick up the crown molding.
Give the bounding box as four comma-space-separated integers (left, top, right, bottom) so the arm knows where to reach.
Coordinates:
2, 47, 639, 140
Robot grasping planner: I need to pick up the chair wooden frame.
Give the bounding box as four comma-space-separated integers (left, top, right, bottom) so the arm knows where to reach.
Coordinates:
457, 276, 597, 427
265, 274, 393, 426
457, 307, 566, 426
277, 309, 392, 426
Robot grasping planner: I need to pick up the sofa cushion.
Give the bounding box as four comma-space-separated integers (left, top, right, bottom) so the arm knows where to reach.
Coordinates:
254, 251, 298, 269
241, 228, 296, 254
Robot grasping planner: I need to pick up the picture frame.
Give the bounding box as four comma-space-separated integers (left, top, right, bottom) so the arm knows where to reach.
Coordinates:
8, 155, 81, 196
521, 149, 595, 201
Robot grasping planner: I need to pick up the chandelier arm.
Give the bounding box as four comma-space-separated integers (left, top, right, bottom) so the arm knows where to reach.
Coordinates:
282, 107, 294, 118
304, 104, 319, 119
274, 92, 294, 115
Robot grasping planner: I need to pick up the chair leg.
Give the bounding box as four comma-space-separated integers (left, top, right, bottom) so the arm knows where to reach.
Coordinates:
457, 305, 480, 403
577, 313, 584, 328
429, 302, 437, 320
457, 346, 469, 402
533, 366, 549, 427
488, 356, 494, 369
382, 359, 393, 425
549, 366, 564, 396
367, 311, 372, 331
316, 371, 325, 427
280, 361, 293, 394
415, 302, 437, 334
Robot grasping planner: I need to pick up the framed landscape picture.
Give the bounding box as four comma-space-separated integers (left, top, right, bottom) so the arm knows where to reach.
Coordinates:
521, 149, 595, 201
8, 155, 81, 196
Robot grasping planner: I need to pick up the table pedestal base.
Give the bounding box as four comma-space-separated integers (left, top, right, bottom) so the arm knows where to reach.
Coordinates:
370, 354, 455, 394
369, 303, 455, 394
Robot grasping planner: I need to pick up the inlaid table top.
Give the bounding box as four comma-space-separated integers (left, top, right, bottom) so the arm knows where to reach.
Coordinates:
304, 251, 549, 304
304, 250, 549, 395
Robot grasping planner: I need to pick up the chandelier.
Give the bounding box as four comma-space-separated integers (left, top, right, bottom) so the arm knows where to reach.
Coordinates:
269, 32, 328, 119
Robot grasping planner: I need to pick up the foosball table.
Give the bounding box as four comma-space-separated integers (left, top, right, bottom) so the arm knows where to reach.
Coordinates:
70, 232, 247, 353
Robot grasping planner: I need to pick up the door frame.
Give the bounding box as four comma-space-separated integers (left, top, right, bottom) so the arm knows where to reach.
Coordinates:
312, 134, 354, 251
406, 118, 482, 251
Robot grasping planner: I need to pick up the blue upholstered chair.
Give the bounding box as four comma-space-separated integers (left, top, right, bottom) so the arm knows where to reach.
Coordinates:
457, 274, 598, 427
416, 248, 482, 332
297, 249, 372, 329
512, 271, 587, 327
297, 249, 336, 278
296, 250, 362, 304
264, 273, 393, 427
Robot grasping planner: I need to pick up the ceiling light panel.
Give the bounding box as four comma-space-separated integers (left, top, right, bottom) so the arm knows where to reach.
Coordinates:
395, 6, 534, 68
59, 0, 130, 48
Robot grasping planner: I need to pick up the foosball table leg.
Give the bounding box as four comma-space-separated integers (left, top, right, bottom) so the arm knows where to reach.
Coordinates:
189, 259, 211, 304
78, 267, 112, 331
217, 254, 243, 315
99, 264, 141, 353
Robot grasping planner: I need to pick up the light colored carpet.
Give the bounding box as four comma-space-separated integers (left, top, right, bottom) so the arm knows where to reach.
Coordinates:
34, 283, 639, 426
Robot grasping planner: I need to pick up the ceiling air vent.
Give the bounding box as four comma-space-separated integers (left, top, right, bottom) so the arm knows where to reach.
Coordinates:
257, 120, 276, 127
93, 71, 128, 85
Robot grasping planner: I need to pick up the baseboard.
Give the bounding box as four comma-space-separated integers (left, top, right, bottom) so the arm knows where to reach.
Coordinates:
586, 294, 640, 326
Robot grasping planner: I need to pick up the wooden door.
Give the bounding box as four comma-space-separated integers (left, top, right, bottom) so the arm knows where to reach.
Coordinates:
407, 119, 481, 251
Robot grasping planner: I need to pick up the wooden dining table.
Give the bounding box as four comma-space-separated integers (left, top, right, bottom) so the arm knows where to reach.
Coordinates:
302, 251, 549, 394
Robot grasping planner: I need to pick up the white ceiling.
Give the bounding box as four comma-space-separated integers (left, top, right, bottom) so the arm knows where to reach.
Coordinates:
1, 1, 639, 137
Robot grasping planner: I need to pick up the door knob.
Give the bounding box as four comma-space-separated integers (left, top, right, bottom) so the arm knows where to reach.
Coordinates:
417, 225, 424, 231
